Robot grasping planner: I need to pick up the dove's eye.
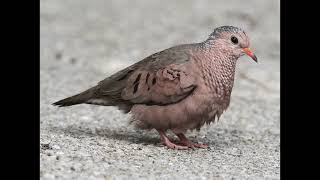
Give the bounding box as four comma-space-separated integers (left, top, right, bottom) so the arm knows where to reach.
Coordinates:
231, 36, 238, 45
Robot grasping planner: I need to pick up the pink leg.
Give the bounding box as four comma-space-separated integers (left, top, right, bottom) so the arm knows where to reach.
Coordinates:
157, 129, 188, 150
176, 133, 208, 149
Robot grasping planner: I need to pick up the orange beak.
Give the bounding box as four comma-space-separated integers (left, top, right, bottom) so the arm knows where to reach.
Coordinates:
243, 48, 258, 62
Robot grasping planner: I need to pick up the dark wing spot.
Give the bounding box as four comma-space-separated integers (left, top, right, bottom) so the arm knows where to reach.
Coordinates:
152, 78, 156, 85
145, 73, 150, 84
117, 70, 134, 81
133, 83, 139, 94
133, 73, 142, 85
148, 87, 150, 91
167, 70, 173, 75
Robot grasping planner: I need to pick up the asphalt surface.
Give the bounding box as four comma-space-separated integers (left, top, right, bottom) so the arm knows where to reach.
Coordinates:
40, 0, 280, 179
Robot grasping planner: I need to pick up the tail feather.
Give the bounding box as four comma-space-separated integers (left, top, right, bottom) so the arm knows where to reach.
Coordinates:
52, 87, 97, 107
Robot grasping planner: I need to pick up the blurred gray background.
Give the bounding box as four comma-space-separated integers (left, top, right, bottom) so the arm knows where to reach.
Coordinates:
40, 0, 280, 179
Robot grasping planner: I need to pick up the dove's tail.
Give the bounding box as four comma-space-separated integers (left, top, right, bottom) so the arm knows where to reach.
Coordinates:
52, 87, 97, 107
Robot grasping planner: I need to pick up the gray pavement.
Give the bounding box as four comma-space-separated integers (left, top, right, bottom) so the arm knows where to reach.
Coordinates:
40, 0, 280, 179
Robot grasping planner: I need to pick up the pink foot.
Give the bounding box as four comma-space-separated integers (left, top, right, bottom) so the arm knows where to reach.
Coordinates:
157, 130, 188, 150
176, 133, 208, 149
193, 143, 208, 148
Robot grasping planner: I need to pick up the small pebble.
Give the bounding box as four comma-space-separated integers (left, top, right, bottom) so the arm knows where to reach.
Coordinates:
56, 151, 64, 155
41, 143, 51, 150
81, 116, 89, 120
52, 145, 61, 150
43, 173, 55, 179
70, 58, 77, 64
55, 52, 62, 60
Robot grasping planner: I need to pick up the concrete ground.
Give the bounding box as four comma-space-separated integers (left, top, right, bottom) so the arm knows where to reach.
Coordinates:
40, 0, 280, 179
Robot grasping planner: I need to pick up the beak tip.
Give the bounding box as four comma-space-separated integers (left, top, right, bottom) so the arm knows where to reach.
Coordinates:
253, 55, 258, 63
243, 48, 258, 63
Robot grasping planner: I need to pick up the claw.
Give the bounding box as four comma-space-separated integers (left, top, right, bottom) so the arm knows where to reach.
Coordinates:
176, 133, 208, 149
157, 129, 188, 150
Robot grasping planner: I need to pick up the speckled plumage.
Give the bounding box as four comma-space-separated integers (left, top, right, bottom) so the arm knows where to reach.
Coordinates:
53, 26, 257, 149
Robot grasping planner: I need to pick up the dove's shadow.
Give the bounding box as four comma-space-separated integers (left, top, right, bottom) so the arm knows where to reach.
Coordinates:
49, 124, 257, 149
50, 125, 160, 145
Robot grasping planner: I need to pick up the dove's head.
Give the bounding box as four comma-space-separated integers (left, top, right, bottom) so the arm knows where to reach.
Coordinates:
206, 26, 257, 62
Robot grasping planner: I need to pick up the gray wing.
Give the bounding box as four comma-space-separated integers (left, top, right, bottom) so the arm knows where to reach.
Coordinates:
92, 44, 198, 110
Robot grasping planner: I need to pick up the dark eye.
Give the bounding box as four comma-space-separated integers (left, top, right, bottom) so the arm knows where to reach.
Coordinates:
231, 36, 238, 44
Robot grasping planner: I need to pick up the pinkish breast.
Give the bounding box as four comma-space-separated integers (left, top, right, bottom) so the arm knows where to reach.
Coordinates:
129, 51, 237, 133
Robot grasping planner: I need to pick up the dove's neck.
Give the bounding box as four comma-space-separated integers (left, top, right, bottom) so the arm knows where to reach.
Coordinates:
196, 45, 238, 96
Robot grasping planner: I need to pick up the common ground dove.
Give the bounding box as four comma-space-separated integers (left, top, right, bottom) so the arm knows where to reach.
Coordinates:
53, 26, 257, 150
